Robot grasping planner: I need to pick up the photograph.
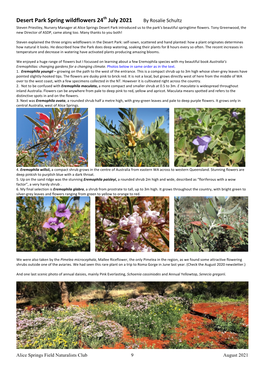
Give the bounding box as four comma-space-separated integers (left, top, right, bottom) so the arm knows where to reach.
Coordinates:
16, 108, 88, 167
95, 108, 169, 167
16, 281, 248, 349
174, 197, 248, 251
16, 196, 90, 252
174, 108, 245, 167
96, 196, 169, 252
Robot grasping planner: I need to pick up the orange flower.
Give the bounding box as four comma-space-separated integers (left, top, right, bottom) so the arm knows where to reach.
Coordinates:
66, 113, 81, 120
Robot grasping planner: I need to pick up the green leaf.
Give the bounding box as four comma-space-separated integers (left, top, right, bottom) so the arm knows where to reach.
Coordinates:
202, 216, 211, 225
177, 137, 186, 150
24, 115, 45, 131
217, 197, 226, 206
208, 140, 218, 150
221, 203, 240, 215
192, 232, 203, 244
210, 109, 221, 117
203, 114, 210, 127
127, 197, 133, 215
235, 141, 245, 150
212, 124, 223, 135
219, 153, 229, 166
206, 202, 217, 219
230, 150, 243, 164
187, 244, 198, 252
177, 157, 185, 166
226, 130, 234, 142
157, 228, 169, 247
118, 229, 131, 235
142, 235, 162, 252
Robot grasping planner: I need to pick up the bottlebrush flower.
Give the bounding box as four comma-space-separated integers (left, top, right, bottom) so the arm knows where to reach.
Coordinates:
55, 203, 71, 220
192, 136, 211, 153
43, 217, 65, 231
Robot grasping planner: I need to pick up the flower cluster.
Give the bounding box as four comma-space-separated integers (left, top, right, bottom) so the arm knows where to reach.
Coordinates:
43, 203, 71, 231
127, 120, 145, 147
96, 197, 169, 252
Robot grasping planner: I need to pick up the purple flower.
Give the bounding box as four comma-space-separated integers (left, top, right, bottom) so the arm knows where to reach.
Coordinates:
55, 203, 71, 220
192, 136, 211, 153
232, 111, 240, 118
179, 116, 183, 120
198, 119, 202, 123
196, 108, 200, 112
43, 217, 65, 231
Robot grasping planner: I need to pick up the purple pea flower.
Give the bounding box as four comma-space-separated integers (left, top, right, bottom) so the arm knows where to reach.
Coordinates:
43, 217, 65, 231
179, 116, 183, 120
192, 136, 211, 153
55, 203, 71, 220
232, 111, 240, 118
198, 119, 202, 123
196, 108, 200, 112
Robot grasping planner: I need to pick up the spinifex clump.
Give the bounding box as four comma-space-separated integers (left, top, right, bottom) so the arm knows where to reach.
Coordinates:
174, 196, 248, 252
95, 108, 169, 167
16, 108, 88, 167
174, 108, 245, 167
96, 196, 169, 252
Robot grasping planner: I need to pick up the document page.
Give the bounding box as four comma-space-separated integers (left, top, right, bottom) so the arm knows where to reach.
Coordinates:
2, 1, 263, 372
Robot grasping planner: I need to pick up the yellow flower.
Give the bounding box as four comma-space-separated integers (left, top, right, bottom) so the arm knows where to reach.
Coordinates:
137, 126, 144, 139
128, 134, 136, 147
128, 120, 136, 136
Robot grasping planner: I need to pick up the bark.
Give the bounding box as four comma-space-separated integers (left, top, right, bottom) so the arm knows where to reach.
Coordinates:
59, 282, 69, 304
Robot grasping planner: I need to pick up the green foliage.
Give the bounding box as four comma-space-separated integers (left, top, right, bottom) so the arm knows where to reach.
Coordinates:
174, 108, 245, 167
173, 282, 248, 300
174, 197, 248, 252
96, 108, 169, 167
16, 197, 46, 251
16, 197, 90, 252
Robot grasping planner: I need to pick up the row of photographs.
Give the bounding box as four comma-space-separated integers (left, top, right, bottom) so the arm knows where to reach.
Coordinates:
16, 107, 245, 168
17, 195, 248, 252
16, 281, 248, 350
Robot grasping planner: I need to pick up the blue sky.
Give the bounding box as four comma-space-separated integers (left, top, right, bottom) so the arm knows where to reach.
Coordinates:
16, 108, 88, 160
95, 108, 169, 133
43, 196, 90, 210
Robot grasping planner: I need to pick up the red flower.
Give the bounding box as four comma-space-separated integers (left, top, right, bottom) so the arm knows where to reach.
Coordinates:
36, 112, 50, 124
44, 153, 48, 158
79, 156, 86, 161
50, 140, 59, 153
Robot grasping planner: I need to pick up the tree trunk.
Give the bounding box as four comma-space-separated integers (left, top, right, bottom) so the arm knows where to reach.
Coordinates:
59, 282, 69, 304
